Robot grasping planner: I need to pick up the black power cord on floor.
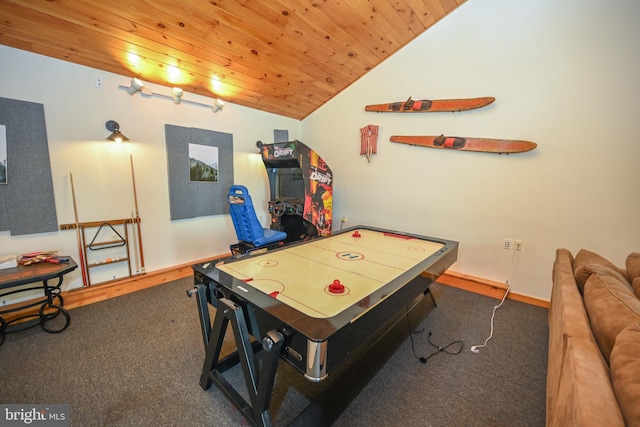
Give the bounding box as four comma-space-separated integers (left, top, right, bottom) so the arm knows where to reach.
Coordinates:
407, 311, 464, 364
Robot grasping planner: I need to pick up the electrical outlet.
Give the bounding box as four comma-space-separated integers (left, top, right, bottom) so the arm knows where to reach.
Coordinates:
341, 216, 347, 223
503, 238, 513, 250
1, 299, 6, 307
94, 76, 104, 89
514, 240, 523, 251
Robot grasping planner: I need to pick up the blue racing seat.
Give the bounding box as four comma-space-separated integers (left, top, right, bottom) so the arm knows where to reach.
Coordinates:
228, 185, 287, 248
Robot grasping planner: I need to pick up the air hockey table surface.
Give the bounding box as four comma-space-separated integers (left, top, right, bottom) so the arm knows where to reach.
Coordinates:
217, 227, 446, 319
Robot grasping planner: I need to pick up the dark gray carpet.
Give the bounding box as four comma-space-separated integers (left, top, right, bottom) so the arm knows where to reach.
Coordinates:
0, 279, 548, 426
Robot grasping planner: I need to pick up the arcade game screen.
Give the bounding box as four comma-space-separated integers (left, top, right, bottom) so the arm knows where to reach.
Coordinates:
267, 167, 304, 201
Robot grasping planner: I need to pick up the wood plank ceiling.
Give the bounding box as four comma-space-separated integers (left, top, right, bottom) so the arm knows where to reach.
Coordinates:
0, 0, 465, 120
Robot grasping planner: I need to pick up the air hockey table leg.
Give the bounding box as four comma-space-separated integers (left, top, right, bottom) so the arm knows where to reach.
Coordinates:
187, 283, 212, 351
199, 298, 230, 391
199, 296, 284, 427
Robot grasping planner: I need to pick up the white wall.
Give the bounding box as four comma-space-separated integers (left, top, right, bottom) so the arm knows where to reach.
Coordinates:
0, 45, 300, 294
302, 0, 640, 300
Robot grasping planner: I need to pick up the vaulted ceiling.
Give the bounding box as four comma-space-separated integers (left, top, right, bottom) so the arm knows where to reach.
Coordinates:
0, 0, 465, 120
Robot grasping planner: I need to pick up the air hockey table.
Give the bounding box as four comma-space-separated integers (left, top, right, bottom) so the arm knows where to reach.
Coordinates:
191, 226, 458, 426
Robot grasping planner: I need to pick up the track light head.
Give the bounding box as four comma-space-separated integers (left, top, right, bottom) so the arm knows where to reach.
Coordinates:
126, 78, 144, 95
212, 98, 225, 113
172, 87, 184, 104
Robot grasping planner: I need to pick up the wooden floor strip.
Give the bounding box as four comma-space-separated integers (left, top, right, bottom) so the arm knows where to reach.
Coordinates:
435, 270, 550, 308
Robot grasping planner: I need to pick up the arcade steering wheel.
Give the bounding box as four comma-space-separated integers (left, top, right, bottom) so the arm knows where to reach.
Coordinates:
273, 200, 286, 217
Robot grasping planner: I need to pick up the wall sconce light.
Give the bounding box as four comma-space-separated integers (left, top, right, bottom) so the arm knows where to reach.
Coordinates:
126, 78, 145, 95
172, 87, 184, 104
105, 120, 130, 143
212, 98, 225, 113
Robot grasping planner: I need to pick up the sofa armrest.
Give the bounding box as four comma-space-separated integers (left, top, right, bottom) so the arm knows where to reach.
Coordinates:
547, 249, 601, 425
551, 336, 624, 426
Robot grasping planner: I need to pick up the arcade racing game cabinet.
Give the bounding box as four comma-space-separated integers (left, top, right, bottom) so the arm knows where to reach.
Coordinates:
257, 140, 333, 243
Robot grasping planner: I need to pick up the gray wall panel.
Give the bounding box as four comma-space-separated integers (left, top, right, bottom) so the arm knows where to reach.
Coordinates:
165, 124, 233, 220
0, 97, 58, 235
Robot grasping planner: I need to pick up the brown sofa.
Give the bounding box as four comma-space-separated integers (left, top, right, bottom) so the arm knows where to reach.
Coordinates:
547, 248, 640, 426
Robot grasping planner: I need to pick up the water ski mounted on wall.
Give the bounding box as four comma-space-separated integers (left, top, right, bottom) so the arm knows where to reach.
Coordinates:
365, 97, 495, 113
390, 135, 537, 154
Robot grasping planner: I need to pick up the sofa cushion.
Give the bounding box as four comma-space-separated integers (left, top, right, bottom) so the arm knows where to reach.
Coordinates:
627, 252, 640, 282
574, 249, 629, 292
634, 277, 640, 300
583, 273, 640, 362
552, 335, 625, 427
610, 322, 640, 427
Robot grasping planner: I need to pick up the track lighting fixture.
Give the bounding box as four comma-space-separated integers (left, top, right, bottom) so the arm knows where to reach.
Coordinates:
212, 98, 225, 113
126, 78, 144, 95
172, 87, 184, 104
119, 78, 225, 113
105, 120, 130, 143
